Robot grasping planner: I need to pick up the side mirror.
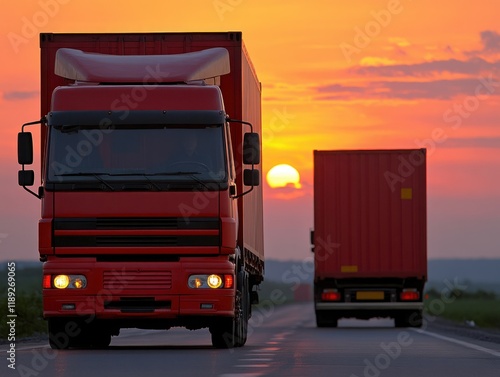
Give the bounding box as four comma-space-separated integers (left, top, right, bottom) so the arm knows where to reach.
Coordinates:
18, 170, 35, 187
310, 229, 315, 253
243, 132, 260, 165
244, 169, 260, 186
18, 119, 44, 199
18, 132, 33, 165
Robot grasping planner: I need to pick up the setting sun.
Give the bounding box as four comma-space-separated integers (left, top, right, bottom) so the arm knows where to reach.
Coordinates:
266, 164, 302, 189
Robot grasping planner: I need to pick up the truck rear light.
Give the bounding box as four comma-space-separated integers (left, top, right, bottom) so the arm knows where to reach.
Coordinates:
400, 289, 419, 301
321, 289, 341, 301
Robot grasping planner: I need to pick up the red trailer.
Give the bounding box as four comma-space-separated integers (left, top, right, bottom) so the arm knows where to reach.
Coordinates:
311, 149, 427, 327
17, 32, 263, 349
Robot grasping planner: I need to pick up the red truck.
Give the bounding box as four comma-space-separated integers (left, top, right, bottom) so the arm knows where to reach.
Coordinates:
17, 32, 264, 349
311, 149, 427, 327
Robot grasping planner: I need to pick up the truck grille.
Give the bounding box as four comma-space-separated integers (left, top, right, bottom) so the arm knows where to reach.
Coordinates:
103, 269, 172, 291
54, 235, 219, 247
52, 217, 220, 247
54, 217, 219, 230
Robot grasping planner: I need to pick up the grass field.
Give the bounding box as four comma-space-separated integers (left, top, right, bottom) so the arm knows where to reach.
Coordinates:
0, 265, 46, 339
424, 289, 500, 329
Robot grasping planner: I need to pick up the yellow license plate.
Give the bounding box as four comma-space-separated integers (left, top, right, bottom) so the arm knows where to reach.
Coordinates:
356, 291, 384, 300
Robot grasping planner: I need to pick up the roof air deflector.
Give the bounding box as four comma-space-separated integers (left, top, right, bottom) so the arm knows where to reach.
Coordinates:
55, 47, 230, 84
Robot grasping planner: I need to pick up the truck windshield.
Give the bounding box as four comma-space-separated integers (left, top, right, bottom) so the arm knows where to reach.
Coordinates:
47, 125, 227, 186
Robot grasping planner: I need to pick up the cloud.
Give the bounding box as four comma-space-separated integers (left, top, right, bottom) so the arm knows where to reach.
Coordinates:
466, 30, 500, 56
315, 77, 500, 100
2, 91, 39, 101
316, 83, 365, 94
345, 31, 500, 85
351, 57, 500, 78
480, 30, 500, 53
320, 31, 500, 102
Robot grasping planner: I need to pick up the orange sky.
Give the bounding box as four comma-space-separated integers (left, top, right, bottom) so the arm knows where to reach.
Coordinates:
1, 0, 500, 261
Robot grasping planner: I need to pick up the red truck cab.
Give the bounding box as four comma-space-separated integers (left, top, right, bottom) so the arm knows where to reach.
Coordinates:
17, 32, 264, 349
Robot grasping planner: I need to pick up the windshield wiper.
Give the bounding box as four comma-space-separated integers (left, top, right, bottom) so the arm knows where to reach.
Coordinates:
56, 172, 164, 191
55, 173, 115, 191
151, 172, 211, 190
149, 171, 201, 176
136, 174, 162, 191
55, 125, 83, 133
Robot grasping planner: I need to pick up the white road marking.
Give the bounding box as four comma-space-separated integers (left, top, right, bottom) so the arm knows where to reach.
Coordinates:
223, 328, 294, 376
412, 329, 500, 357
255, 347, 280, 352
272, 331, 293, 340
238, 358, 272, 362
236, 364, 270, 368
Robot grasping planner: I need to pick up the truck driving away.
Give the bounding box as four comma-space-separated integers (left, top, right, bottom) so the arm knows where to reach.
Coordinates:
311, 149, 427, 328
17, 32, 264, 349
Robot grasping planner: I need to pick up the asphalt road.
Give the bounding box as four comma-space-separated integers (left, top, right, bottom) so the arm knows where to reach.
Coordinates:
3, 302, 500, 377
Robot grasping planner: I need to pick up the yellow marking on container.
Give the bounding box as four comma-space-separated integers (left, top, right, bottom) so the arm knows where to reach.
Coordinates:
356, 291, 384, 300
341, 265, 358, 273
401, 188, 412, 200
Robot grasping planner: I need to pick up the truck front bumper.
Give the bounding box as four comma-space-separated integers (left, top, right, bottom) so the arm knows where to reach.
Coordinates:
44, 293, 235, 319
42, 257, 236, 321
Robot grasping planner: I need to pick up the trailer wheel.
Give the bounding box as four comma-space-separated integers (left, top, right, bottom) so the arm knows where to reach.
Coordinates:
409, 310, 423, 327
315, 311, 338, 328
395, 310, 423, 328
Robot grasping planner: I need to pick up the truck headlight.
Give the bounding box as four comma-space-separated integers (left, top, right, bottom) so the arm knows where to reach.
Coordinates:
207, 274, 222, 288
50, 275, 87, 289
188, 274, 232, 289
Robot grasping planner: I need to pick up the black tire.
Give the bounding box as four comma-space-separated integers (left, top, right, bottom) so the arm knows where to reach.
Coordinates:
235, 270, 249, 347
211, 270, 249, 348
315, 311, 338, 328
394, 315, 407, 328
48, 319, 71, 350
395, 310, 423, 328
408, 310, 423, 328
91, 331, 112, 348
210, 318, 235, 349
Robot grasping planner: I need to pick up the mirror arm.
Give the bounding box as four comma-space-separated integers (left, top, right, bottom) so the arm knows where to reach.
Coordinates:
22, 117, 46, 132
233, 180, 254, 199
19, 117, 46, 200
227, 118, 259, 199
22, 186, 43, 199
226, 117, 254, 133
